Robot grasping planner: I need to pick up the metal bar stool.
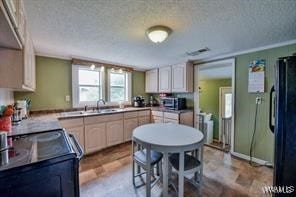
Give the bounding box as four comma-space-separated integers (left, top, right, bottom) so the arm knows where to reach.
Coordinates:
132, 138, 163, 197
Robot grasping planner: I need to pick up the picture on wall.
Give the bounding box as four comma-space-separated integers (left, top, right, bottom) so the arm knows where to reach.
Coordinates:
248, 59, 265, 93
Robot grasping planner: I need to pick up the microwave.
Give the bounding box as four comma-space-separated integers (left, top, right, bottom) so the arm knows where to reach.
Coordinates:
161, 97, 186, 110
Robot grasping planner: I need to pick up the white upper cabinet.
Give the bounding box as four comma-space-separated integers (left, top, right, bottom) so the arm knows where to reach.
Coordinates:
145, 68, 158, 93
2, 0, 26, 47
0, 0, 35, 91
158, 66, 171, 93
171, 62, 194, 92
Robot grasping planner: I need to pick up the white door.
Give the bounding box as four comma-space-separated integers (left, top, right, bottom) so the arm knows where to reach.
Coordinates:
219, 87, 232, 142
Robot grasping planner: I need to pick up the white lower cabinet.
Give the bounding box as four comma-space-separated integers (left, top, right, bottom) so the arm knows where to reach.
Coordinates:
124, 118, 138, 142
151, 110, 193, 126
84, 123, 106, 154
59, 118, 85, 150
67, 126, 85, 151
152, 116, 164, 123
138, 116, 150, 126
59, 109, 153, 155
106, 120, 124, 146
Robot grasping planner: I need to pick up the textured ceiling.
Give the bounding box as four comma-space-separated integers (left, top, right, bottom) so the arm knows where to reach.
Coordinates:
24, 0, 296, 69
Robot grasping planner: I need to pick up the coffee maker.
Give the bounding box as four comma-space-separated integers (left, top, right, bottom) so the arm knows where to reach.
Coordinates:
133, 96, 145, 107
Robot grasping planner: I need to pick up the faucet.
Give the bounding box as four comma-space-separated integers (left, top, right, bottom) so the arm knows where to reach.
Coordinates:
96, 99, 106, 111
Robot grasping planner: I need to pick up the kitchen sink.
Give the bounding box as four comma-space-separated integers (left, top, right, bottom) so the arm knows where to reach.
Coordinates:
100, 109, 122, 113
61, 108, 123, 117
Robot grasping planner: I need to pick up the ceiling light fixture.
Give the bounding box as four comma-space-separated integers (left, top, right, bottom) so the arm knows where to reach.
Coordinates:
146, 25, 172, 43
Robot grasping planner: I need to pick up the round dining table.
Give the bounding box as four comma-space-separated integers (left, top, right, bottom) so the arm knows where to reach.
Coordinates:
133, 123, 204, 197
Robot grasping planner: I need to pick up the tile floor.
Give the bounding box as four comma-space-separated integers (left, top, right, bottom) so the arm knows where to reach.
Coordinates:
79, 142, 273, 197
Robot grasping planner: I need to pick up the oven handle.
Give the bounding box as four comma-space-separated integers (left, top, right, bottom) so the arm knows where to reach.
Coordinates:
68, 134, 84, 160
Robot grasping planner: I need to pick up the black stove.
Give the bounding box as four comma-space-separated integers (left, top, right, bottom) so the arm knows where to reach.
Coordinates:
0, 129, 83, 197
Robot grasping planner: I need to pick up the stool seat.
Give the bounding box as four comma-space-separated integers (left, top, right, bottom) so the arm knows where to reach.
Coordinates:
169, 153, 201, 171
134, 149, 163, 166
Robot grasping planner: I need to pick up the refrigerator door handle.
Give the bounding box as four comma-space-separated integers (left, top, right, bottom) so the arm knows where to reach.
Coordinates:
269, 86, 275, 133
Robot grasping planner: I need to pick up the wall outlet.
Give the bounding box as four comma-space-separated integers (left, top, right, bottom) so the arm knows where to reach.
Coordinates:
256, 97, 262, 104
65, 95, 71, 102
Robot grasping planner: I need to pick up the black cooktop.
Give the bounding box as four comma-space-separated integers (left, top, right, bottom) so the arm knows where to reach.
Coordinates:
0, 130, 73, 171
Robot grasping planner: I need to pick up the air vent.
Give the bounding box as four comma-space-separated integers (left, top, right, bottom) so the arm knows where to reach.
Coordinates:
186, 47, 210, 56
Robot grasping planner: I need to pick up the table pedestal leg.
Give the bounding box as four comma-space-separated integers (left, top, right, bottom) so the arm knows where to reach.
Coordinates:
162, 152, 169, 197
178, 152, 184, 197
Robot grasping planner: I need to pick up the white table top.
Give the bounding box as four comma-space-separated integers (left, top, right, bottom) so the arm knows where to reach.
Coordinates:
133, 123, 204, 150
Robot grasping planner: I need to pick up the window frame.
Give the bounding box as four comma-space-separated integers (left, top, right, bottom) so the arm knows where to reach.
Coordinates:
107, 69, 132, 105
72, 64, 104, 108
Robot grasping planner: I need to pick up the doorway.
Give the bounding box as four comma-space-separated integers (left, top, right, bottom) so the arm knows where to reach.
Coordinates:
219, 87, 232, 151
194, 58, 235, 152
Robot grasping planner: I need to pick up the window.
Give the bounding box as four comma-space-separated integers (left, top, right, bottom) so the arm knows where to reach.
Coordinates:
108, 70, 131, 103
72, 65, 103, 107
79, 69, 101, 102
72, 64, 131, 107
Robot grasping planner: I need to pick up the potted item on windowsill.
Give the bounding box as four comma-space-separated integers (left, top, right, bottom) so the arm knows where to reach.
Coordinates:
0, 105, 14, 132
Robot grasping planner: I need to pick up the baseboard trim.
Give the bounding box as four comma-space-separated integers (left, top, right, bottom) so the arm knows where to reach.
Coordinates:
231, 151, 268, 165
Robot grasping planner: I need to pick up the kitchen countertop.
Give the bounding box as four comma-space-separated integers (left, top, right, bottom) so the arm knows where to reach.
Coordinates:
9, 107, 193, 136
9, 114, 61, 137
150, 107, 193, 114
58, 107, 152, 119
9, 107, 151, 136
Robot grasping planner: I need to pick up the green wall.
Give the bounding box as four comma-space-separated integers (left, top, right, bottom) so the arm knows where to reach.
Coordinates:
132, 71, 148, 100
14, 56, 147, 111
234, 44, 296, 162
14, 56, 72, 110
199, 79, 232, 139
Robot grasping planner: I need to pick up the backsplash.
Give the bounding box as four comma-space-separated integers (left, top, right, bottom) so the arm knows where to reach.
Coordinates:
0, 88, 14, 105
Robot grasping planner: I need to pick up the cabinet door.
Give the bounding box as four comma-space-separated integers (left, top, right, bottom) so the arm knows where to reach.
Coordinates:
85, 123, 106, 153
152, 116, 163, 123
171, 64, 186, 92
66, 126, 85, 150
163, 112, 179, 120
23, 27, 35, 90
3, 0, 18, 28
23, 26, 31, 87
106, 120, 124, 146
171, 62, 193, 92
159, 66, 171, 92
31, 49, 36, 89
124, 118, 138, 142
138, 116, 150, 126
145, 69, 158, 93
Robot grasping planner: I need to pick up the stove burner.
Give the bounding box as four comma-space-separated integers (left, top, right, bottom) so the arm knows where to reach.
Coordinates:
29, 132, 62, 143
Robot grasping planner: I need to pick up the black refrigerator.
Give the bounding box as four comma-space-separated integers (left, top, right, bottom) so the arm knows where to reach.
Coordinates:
270, 55, 296, 195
